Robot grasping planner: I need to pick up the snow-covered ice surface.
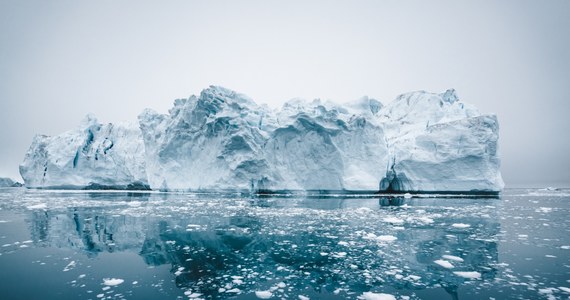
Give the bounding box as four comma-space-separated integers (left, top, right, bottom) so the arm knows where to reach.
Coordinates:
21, 86, 503, 193
0, 188, 568, 299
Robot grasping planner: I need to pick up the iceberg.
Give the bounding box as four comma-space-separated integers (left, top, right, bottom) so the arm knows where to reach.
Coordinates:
0, 177, 22, 187
20, 115, 148, 189
378, 89, 504, 193
20, 86, 504, 193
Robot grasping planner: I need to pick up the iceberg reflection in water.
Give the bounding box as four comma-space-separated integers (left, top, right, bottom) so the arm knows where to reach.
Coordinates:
0, 189, 568, 300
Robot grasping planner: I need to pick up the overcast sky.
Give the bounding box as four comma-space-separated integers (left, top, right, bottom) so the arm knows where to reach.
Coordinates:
1, 0, 569, 187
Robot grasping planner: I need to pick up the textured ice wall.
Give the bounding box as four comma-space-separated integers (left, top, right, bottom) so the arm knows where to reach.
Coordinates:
20, 86, 504, 193
20, 115, 148, 189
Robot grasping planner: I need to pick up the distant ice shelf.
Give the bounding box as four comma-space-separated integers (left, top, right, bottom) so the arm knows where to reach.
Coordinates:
20, 86, 504, 193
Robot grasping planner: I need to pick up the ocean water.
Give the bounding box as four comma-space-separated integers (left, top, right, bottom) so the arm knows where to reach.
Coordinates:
0, 188, 568, 300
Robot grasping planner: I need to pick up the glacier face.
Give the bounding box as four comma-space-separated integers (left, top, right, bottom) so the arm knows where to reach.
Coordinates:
20, 115, 148, 189
138, 86, 389, 191
378, 90, 503, 192
20, 86, 504, 193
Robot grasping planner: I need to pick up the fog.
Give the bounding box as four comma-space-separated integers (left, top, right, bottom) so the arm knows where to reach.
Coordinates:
1, 0, 569, 187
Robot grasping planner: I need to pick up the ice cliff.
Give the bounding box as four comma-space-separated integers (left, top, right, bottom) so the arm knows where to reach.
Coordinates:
20, 86, 504, 193
20, 115, 148, 189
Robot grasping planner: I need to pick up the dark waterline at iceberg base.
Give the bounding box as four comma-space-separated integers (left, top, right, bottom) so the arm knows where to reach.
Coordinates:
0, 188, 568, 300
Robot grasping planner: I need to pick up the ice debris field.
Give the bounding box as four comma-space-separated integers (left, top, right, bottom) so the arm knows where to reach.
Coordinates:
0, 188, 568, 299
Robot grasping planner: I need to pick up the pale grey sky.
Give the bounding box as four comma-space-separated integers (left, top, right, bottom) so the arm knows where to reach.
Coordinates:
1, 0, 569, 187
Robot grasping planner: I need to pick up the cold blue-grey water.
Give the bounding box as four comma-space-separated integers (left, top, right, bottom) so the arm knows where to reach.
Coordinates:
0, 188, 568, 300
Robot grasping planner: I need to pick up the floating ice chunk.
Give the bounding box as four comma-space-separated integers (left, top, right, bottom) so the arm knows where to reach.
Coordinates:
377, 235, 397, 242
383, 217, 404, 225
538, 207, 552, 213
403, 193, 412, 198
417, 217, 434, 224
338, 241, 349, 246
451, 223, 470, 228
63, 260, 76, 272
538, 287, 558, 297
442, 255, 464, 262
559, 287, 570, 293
226, 288, 241, 293
102, 278, 124, 286
255, 290, 273, 299
434, 259, 454, 269
27, 203, 47, 210
298, 295, 309, 300
276, 282, 286, 288
175, 267, 185, 276
364, 232, 378, 240
407, 275, 421, 281
360, 292, 397, 300
453, 271, 481, 279
188, 293, 202, 298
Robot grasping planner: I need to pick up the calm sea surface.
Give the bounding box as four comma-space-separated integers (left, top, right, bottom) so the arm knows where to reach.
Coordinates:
0, 188, 568, 300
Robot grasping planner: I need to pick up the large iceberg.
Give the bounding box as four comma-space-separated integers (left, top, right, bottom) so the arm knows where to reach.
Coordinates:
20, 86, 504, 193
20, 115, 148, 189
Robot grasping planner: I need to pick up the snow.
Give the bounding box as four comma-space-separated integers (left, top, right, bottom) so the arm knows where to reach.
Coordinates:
360, 292, 397, 300
21, 86, 503, 192
255, 290, 273, 299
102, 278, 124, 286
453, 271, 481, 279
